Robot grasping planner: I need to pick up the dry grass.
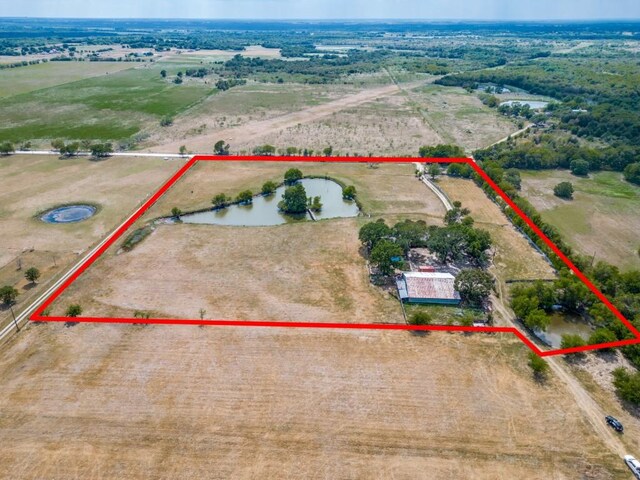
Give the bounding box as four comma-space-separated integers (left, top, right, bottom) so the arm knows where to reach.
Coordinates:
437, 177, 556, 282
51, 219, 404, 324
0, 154, 181, 327
0, 323, 627, 479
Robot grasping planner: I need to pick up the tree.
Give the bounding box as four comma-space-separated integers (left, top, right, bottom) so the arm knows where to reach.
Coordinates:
323, 146, 333, 157
236, 190, 253, 204
59, 142, 80, 157
25, 267, 40, 284
570, 159, 589, 176
410, 311, 432, 326
528, 352, 549, 381
285, 146, 298, 156
358, 219, 391, 250
179, 145, 187, 156
428, 163, 441, 180
418, 144, 465, 158
560, 334, 586, 350
504, 169, 522, 190
66, 304, 82, 317
212, 193, 230, 208
173, 76, 183, 84
284, 168, 303, 185
262, 181, 277, 196
214, 140, 230, 155
623, 162, 640, 186
454, 269, 493, 306
89, 143, 113, 158
309, 195, 322, 212
553, 182, 574, 199
589, 328, 617, 347
160, 116, 174, 127
0, 142, 15, 155
0, 286, 18, 306
171, 207, 182, 218
51, 139, 65, 151
612, 367, 640, 405
253, 145, 276, 156
370, 239, 403, 275
342, 185, 357, 200
160, 69, 167, 78
278, 184, 308, 214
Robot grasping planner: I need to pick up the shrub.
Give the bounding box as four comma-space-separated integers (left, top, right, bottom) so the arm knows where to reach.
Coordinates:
570, 159, 589, 176
612, 367, 640, 405
528, 351, 549, 380
66, 304, 83, 317
262, 181, 277, 196
410, 311, 432, 325
553, 181, 574, 199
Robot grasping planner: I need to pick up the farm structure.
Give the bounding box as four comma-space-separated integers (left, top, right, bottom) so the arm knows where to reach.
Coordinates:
396, 272, 461, 305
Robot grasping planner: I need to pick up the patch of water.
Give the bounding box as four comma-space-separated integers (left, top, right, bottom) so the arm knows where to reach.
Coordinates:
533, 312, 593, 348
180, 178, 359, 226
41, 205, 96, 224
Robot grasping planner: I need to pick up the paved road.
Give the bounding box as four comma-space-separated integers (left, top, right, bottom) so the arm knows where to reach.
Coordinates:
12, 150, 188, 158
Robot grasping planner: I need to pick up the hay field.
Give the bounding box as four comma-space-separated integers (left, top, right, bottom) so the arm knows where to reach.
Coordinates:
0, 322, 628, 479
521, 170, 640, 271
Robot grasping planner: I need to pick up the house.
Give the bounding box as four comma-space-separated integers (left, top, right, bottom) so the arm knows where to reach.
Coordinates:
396, 272, 461, 305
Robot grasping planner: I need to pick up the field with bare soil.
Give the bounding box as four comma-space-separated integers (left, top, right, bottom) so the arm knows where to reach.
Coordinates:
0, 155, 181, 328
0, 322, 630, 479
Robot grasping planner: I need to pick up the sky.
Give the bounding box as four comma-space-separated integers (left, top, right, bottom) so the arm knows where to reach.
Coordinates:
2, 0, 640, 20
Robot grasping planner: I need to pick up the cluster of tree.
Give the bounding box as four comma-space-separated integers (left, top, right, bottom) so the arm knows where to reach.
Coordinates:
185, 67, 211, 78
418, 144, 465, 158
612, 367, 640, 406
215, 78, 247, 91
436, 58, 640, 147
359, 208, 492, 275
278, 183, 308, 214
624, 162, 640, 186
214, 140, 230, 155
0, 142, 15, 155
50, 139, 113, 157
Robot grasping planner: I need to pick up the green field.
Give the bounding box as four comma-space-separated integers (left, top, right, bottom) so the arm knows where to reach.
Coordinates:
521, 170, 640, 270
0, 61, 134, 98
0, 64, 215, 143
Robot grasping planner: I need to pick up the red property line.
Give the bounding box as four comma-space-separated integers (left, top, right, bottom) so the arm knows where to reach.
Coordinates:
31, 155, 640, 357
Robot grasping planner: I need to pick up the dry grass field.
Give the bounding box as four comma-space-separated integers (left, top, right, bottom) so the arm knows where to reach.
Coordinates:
437, 176, 556, 282
0, 155, 181, 327
48, 161, 443, 322
0, 323, 629, 479
520, 170, 640, 271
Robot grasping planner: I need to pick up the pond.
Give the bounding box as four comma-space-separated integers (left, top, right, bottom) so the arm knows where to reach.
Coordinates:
179, 178, 359, 226
532, 312, 593, 348
500, 100, 549, 110
41, 205, 96, 224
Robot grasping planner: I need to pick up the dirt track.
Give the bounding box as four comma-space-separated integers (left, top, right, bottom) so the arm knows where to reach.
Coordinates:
151, 83, 413, 153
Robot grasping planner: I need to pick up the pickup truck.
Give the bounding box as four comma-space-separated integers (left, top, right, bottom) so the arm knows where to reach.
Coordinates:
625, 455, 640, 479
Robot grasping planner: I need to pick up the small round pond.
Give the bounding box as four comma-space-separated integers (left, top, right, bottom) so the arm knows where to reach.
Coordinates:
532, 313, 593, 349
41, 205, 97, 224
180, 178, 359, 226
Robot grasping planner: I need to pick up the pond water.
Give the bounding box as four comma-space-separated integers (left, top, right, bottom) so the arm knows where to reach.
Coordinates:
500, 100, 549, 110
41, 205, 96, 224
180, 178, 359, 226
533, 313, 593, 348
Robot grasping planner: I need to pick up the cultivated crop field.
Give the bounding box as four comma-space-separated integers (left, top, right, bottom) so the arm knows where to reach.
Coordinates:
0, 322, 628, 479
520, 170, 640, 271
0, 154, 181, 329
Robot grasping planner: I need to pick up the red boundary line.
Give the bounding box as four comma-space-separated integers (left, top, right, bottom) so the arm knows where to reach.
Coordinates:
30, 155, 640, 357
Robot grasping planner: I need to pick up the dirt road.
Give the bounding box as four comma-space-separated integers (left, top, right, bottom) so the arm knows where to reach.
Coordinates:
151, 82, 420, 153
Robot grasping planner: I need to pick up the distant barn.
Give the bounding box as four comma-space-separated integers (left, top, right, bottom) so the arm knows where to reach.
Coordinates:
396, 272, 461, 305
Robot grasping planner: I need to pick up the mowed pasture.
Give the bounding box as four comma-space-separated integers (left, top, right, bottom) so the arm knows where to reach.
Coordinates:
0, 154, 181, 328
0, 323, 628, 478
521, 170, 640, 271
48, 161, 443, 322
